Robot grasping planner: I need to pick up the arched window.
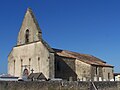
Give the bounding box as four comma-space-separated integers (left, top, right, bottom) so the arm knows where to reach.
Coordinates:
21, 59, 23, 75
25, 29, 29, 43
14, 60, 15, 75
38, 57, 40, 72
29, 58, 31, 71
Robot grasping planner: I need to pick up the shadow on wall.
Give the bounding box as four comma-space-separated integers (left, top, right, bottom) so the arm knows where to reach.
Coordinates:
55, 55, 77, 81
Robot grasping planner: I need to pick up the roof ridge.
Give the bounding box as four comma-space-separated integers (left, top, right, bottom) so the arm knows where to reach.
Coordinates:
26, 7, 42, 33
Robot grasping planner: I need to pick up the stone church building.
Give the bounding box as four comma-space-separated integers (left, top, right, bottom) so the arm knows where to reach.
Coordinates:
8, 8, 114, 81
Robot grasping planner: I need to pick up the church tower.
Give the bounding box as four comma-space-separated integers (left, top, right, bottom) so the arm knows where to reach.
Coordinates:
17, 8, 42, 45
8, 8, 55, 79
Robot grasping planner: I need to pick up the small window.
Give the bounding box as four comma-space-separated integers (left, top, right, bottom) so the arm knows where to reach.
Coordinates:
14, 60, 15, 66
95, 67, 98, 75
21, 59, 23, 62
48, 56, 50, 59
38, 57, 40, 72
29, 58, 31, 70
21, 59, 23, 66
14, 60, 15, 75
38, 57, 40, 61
25, 29, 29, 43
29, 58, 31, 61
21, 59, 23, 74
38, 31, 41, 39
108, 73, 110, 80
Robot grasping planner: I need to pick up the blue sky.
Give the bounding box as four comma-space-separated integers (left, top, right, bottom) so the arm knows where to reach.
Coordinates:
0, 0, 120, 74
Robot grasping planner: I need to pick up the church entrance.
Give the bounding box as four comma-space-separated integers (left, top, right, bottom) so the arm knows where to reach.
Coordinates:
22, 68, 29, 80
23, 68, 29, 76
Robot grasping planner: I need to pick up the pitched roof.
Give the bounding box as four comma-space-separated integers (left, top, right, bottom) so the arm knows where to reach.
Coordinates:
28, 73, 47, 80
27, 8, 42, 33
41, 39, 54, 53
53, 48, 113, 67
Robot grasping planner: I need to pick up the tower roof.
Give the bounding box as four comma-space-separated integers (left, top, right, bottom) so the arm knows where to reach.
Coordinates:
17, 8, 43, 45
26, 8, 42, 33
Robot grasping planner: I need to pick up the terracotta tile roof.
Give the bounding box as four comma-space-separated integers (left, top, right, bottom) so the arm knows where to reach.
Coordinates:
53, 48, 113, 67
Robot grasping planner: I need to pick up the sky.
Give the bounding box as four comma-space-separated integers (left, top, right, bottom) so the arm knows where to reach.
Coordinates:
0, 0, 120, 74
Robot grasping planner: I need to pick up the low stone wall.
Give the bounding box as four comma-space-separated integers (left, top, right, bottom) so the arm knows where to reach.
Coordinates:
0, 81, 119, 90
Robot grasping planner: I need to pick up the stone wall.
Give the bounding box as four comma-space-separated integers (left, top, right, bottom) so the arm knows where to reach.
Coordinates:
102, 67, 114, 81
0, 81, 120, 90
91, 66, 103, 81
91, 65, 114, 81
75, 59, 91, 81
54, 56, 114, 82
8, 41, 54, 79
55, 56, 77, 81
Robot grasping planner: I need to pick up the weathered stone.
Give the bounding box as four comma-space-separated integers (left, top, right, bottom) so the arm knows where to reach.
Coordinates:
8, 8, 114, 81
0, 81, 119, 90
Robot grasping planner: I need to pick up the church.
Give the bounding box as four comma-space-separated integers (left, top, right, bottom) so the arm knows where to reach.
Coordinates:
8, 8, 114, 81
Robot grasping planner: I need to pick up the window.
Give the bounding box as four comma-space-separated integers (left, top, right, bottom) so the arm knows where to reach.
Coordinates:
95, 66, 98, 75
29, 58, 31, 70
38, 31, 41, 39
21, 59, 23, 66
25, 29, 29, 43
108, 73, 110, 80
38, 57, 40, 61
21, 59, 23, 74
14, 60, 15, 75
38, 57, 40, 72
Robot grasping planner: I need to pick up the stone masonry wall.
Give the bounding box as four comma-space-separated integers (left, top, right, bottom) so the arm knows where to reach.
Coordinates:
75, 59, 91, 81
0, 81, 120, 90
55, 56, 77, 81
8, 41, 54, 79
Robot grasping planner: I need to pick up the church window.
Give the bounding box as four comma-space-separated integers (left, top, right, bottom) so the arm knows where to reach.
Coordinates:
25, 29, 29, 43
14, 60, 15, 75
21, 59, 23, 74
48, 56, 50, 59
38, 31, 41, 39
104, 69, 105, 72
29, 58, 31, 71
21, 59, 23, 66
95, 66, 98, 75
38, 57, 40, 61
38, 57, 40, 72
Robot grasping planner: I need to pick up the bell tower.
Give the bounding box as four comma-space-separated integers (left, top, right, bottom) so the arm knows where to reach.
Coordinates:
8, 8, 55, 79
17, 8, 42, 45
